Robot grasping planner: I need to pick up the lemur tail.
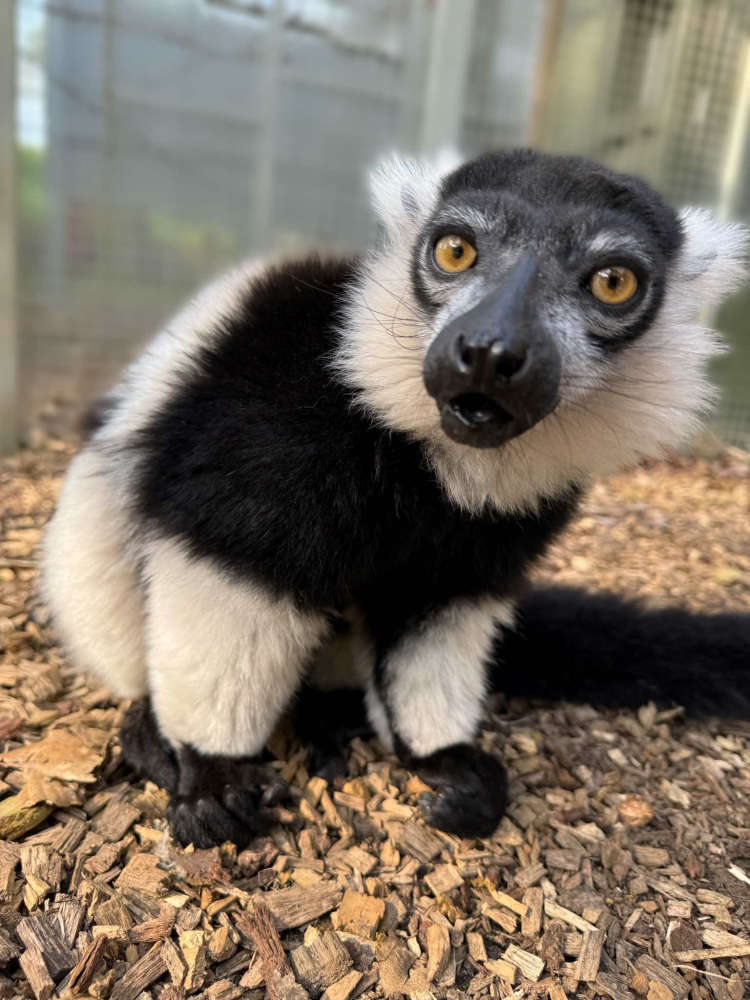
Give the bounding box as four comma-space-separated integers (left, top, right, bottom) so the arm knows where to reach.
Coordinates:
493, 586, 750, 717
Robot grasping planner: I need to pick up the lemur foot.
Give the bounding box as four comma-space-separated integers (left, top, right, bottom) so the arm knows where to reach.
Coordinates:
167, 785, 272, 849
411, 743, 507, 838
120, 699, 179, 794
120, 700, 288, 847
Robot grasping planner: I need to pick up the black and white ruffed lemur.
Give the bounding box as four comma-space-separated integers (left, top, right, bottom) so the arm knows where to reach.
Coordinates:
42, 150, 750, 847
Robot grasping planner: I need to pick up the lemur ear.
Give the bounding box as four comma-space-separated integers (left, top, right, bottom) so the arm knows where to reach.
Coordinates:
676, 207, 749, 306
369, 151, 462, 244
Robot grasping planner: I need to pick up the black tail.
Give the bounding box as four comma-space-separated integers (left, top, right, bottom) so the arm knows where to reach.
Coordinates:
493, 586, 750, 718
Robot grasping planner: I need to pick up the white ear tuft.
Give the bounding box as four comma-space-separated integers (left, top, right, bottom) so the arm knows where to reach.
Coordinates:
368, 150, 462, 243
677, 207, 749, 307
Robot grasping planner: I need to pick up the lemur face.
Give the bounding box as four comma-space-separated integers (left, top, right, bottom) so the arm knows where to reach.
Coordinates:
414, 154, 682, 447
339, 149, 746, 511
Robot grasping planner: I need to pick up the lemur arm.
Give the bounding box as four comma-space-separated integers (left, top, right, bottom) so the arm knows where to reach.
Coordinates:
362, 593, 515, 837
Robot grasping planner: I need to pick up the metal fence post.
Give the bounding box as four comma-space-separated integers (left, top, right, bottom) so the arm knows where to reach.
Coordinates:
419, 0, 477, 155
0, 0, 18, 453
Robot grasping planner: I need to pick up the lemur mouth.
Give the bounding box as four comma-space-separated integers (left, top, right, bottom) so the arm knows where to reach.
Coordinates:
448, 393, 513, 429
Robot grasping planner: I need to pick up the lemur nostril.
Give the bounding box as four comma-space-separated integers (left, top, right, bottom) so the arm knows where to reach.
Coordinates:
490, 341, 526, 379
494, 353, 525, 378
454, 334, 474, 373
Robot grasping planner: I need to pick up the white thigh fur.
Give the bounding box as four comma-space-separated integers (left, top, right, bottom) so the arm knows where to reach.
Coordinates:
145, 537, 330, 756
41, 447, 147, 698
382, 596, 514, 758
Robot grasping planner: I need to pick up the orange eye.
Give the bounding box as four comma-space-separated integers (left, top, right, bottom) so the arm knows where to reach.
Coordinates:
589, 266, 638, 305
434, 235, 477, 273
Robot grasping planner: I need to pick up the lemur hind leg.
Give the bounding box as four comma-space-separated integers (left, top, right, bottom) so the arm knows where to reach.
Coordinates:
135, 537, 330, 847
366, 596, 513, 838
42, 447, 147, 699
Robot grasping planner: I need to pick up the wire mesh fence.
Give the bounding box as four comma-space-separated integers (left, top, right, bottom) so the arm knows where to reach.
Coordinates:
9, 0, 750, 446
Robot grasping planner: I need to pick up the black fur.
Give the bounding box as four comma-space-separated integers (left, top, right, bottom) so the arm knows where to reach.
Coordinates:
397, 738, 508, 838
132, 258, 580, 613
120, 255, 580, 841
494, 586, 750, 716
120, 700, 288, 848
441, 150, 683, 260
419, 150, 683, 350
99, 152, 746, 848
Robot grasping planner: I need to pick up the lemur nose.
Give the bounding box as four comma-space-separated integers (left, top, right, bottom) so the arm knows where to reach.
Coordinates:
453, 334, 528, 384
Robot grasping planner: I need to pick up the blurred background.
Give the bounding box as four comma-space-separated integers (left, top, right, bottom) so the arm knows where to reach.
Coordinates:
2, 0, 750, 452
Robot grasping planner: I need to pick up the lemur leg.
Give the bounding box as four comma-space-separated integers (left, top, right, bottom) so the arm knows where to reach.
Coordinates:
369, 596, 514, 838
126, 537, 329, 847
42, 448, 146, 698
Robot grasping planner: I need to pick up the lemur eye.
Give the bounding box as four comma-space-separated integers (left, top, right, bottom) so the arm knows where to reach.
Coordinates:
589, 266, 638, 305
434, 235, 477, 273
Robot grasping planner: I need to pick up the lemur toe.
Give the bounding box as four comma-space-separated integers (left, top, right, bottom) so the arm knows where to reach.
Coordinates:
168, 786, 271, 849
412, 743, 507, 839
119, 699, 179, 795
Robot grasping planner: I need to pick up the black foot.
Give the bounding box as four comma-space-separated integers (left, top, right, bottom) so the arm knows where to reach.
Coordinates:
409, 743, 507, 838
120, 699, 179, 794
168, 786, 271, 849
120, 699, 289, 848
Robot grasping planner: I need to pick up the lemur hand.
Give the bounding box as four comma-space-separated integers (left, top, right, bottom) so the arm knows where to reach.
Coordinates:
412, 743, 507, 838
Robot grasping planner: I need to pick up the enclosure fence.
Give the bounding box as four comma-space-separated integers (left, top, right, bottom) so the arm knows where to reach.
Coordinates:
4, 0, 750, 448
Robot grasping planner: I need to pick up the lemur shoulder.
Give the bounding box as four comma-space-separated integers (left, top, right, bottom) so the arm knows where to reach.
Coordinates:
43, 149, 749, 847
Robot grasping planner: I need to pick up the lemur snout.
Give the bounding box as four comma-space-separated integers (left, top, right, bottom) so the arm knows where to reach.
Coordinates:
423, 255, 561, 448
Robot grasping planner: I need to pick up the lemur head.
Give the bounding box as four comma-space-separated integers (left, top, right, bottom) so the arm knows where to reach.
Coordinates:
338, 150, 747, 510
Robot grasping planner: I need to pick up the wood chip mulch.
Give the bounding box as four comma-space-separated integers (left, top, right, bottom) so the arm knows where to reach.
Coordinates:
0, 441, 748, 1000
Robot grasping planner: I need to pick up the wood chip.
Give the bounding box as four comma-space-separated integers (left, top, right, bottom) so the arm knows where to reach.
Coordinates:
544, 899, 597, 934
634, 955, 689, 999
467, 932, 487, 963
515, 862, 547, 889
289, 931, 352, 994
19, 946, 54, 1000
575, 928, 605, 982
485, 958, 517, 984
504, 943, 545, 981
425, 923, 451, 983
116, 852, 169, 895
17, 912, 76, 980
522, 887, 544, 937
66, 935, 108, 996
671, 944, 750, 962
109, 942, 167, 1000
424, 863, 463, 897
180, 928, 208, 992
264, 883, 342, 931
238, 904, 308, 1000
335, 890, 385, 940
92, 799, 140, 841
320, 970, 363, 1000
387, 822, 443, 863
377, 939, 415, 996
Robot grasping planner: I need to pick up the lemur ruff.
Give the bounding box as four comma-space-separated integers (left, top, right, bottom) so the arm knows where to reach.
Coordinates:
43, 150, 749, 847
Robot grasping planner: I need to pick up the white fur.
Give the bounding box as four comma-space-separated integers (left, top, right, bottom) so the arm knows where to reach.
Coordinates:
365, 685, 393, 751
337, 155, 749, 516
41, 448, 146, 698
383, 597, 514, 758
42, 259, 267, 703
99, 258, 265, 448
145, 538, 330, 756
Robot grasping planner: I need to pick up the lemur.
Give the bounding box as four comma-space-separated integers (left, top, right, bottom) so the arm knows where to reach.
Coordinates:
42, 150, 749, 848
